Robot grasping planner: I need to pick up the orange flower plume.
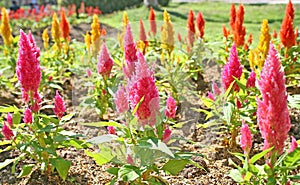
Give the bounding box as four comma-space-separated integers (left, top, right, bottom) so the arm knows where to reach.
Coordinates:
60, 9, 70, 41
222, 25, 229, 40
149, 7, 156, 36
229, 4, 236, 31
196, 12, 205, 39
280, 0, 296, 48
273, 29, 277, 39
286, 0, 294, 20
233, 4, 246, 46
187, 10, 195, 46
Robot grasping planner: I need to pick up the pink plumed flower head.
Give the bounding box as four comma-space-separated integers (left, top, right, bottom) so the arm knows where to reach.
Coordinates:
2, 122, 14, 140
212, 81, 221, 96
97, 42, 114, 77
53, 90, 66, 119
165, 96, 177, 118
289, 136, 298, 153
23, 108, 33, 124
246, 70, 256, 88
240, 120, 252, 155
124, 23, 138, 63
6, 113, 13, 127
114, 85, 129, 114
162, 127, 172, 143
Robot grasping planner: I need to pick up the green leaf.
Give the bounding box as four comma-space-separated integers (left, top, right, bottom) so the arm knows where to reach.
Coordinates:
79, 121, 126, 128
223, 102, 234, 124
284, 148, 300, 167
107, 167, 119, 175
162, 159, 189, 175
50, 158, 71, 181
250, 147, 273, 164
87, 134, 119, 144
12, 112, 21, 125
85, 147, 114, 166
49, 83, 63, 90
0, 140, 11, 146
0, 158, 18, 170
17, 164, 34, 178
118, 165, 140, 182
228, 169, 244, 182
148, 139, 174, 158
0, 106, 18, 113
60, 114, 74, 123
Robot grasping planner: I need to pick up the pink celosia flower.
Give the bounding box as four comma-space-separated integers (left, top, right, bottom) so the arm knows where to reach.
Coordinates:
23, 108, 33, 124
127, 154, 134, 165
127, 52, 159, 126
207, 92, 215, 101
139, 19, 147, 42
246, 70, 256, 88
97, 42, 114, 77
212, 81, 221, 95
165, 96, 177, 118
31, 100, 40, 113
236, 99, 242, 109
7, 113, 13, 127
2, 122, 14, 140
289, 136, 298, 153
114, 85, 129, 114
86, 67, 92, 77
221, 44, 243, 92
16, 30, 41, 103
240, 120, 252, 155
162, 127, 172, 143
107, 126, 116, 135
257, 43, 291, 155
53, 91, 66, 119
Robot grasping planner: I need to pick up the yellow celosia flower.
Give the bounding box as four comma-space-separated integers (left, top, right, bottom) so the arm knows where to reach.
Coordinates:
42, 28, 49, 50
91, 14, 101, 56
256, 19, 271, 69
161, 9, 174, 54
122, 12, 129, 28
0, 8, 13, 47
51, 13, 61, 47
85, 31, 92, 54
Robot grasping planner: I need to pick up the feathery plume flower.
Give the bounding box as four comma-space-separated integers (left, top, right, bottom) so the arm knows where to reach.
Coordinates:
207, 92, 215, 101
149, 7, 157, 36
122, 12, 129, 28
229, 4, 236, 31
0, 8, 13, 47
137, 19, 148, 54
236, 99, 242, 109
107, 126, 117, 135
221, 44, 243, 92
289, 136, 298, 153
165, 96, 177, 119
53, 91, 66, 119
222, 25, 229, 40
127, 154, 134, 165
187, 10, 195, 46
212, 81, 221, 95
42, 28, 49, 50
196, 12, 205, 39
273, 29, 277, 39
16, 30, 41, 103
7, 113, 13, 127
240, 120, 252, 155
257, 43, 291, 155
128, 52, 160, 126
280, 14, 295, 48
60, 9, 70, 41
247, 33, 253, 45
23, 108, 33, 124
91, 14, 101, 55
84, 31, 91, 53
233, 4, 246, 46
162, 127, 172, 143
177, 33, 182, 42
51, 13, 60, 46
286, 0, 294, 20
161, 9, 174, 54
123, 23, 138, 78
246, 71, 256, 88
86, 67, 92, 77
115, 85, 129, 114
256, 19, 271, 69
2, 122, 14, 140
97, 42, 114, 77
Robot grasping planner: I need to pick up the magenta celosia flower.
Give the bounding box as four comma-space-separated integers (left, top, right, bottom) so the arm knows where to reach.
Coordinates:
53, 91, 66, 119
207, 92, 215, 101
16, 30, 41, 103
240, 120, 252, 155
212, 81, 221, 95
162, 127, 172, 143
246, 71, 256, 88
86, 67, 92, 77
221, 44, 243, 92
257, 43, 291, 155
2, 122, 14, 140
289, 136, 298, 153
236, 99, 242, 109
165, 96, 177, 118
23, 108, 33, 124
107, 126, 116, 135
127, 52, 159, 126
114, 85, 129, 114
7, 113, 13, 127
97, 42, 114, 77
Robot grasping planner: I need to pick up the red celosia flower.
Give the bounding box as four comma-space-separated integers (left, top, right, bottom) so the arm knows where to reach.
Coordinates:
107, 126, 116, 135
221, 44, 243, 92
149, 7, 156, 36
165, 96, 177, 119
233, 4, 246, 46
162, 127, 172, 143
247, 33, 253, 44
187, 10, 195, 46
222, 25, 229, 40
280, 14, 296, 48
128, 52, 159, 126
97, 42, 114, 77
60, 9, 70, 40
177, 33, 182, 42
114, 85, 129, 114
7, 113, 13, 127
236, 99, 242, 109
246, 70, 256, 88
257, 43, 291, 155
240, 120, 252, 155
273, 29, 277, 38
229, 3, 236, 31
196, 12, 205, 39
289, 136, 298, 153
286, 0, 294, 20
16, 30, 41, 103
23, 108, 33, 124
53, 91, 66, 119
2, 122, 14, 140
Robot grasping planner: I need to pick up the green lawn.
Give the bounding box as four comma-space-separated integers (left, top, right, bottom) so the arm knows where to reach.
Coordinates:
99, 2, 300, 46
